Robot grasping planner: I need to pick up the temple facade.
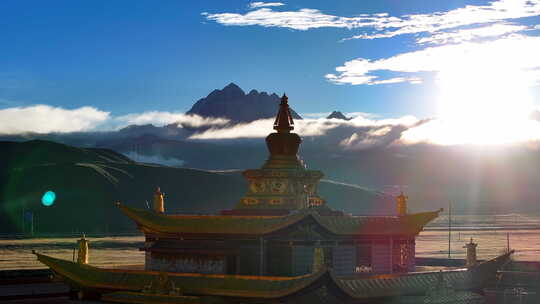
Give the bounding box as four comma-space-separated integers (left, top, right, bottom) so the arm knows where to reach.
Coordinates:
119, 95, 441, 277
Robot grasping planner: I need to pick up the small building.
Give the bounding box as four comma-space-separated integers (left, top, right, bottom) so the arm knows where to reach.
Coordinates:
119, 95, 441, 277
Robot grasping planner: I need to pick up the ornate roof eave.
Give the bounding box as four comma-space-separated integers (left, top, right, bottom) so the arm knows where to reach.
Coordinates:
33, 251, 329, 299
32, 250, 513, 300
312, 208, 443, 237
327, 250, 514, 299
117, 203, 442, 237
117, 202, 309, 237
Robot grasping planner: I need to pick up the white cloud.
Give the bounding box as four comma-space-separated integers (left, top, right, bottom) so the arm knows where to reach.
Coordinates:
205, 1, 540, 88
339, 124, 414, 150
370, 77, 423, 85
203, 8, 360, 31
348, 115, 419, 127
114, 111, 229, 129
205, 0, 540, 38
5, 104, 539, 148
345, 0, 540, 40
300, 112, 331, 118
345, 112, 379, 119
400, 118, 540, 145
368, 126, 392, 137
0, 104, 415, 147
327, 34, 540, 85
340, 135, 384, 150
417, 23, 527, 44
300, 111, 379, 120
339, 132, 359, 147
0, 106, 231, 135
248, 2, 284, 9
189, 115, 418, 140
122, 151, 185, 167
189, 118, 274, 139
0, 105, 109, 134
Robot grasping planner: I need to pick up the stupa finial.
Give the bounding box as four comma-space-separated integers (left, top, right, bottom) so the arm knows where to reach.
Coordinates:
273, 93, 294, 133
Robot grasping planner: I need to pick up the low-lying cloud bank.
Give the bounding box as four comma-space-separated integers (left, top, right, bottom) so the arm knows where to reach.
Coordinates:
0, 105, 229, 135
122, 151, 185, 167
188, 114, 540, 148
0, 105, 110, 134
401, 118, 540, 146
3, 104, 540, 148
115, 111, 229, 129
187, 114, 432, 151
188, 114, 419, 140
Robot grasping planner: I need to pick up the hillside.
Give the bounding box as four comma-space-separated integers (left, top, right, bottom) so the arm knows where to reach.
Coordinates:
0, 140, 393, 234
0, 140, 133, 169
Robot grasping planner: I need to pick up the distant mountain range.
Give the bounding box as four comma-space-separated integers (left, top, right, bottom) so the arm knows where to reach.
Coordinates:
187, 83, 302, 122
112, 83, 306, 138
0, 140, 393, 234
3, 83, 540, 216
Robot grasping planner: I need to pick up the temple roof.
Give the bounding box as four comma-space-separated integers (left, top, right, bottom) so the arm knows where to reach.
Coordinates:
117, 203, 442, 236
34, 252, 325, 299
34, 251, 512, 301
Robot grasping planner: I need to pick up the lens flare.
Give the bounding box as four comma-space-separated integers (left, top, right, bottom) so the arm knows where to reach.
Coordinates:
41, 191, 56, 207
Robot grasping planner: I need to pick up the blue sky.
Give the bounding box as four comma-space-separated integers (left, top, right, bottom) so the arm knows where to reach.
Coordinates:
1, 0, 540, 141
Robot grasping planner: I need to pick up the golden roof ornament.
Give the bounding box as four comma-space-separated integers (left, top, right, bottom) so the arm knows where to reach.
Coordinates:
77, 233, 89, 264
397, 192, 408, 216
153, 187, 165, 213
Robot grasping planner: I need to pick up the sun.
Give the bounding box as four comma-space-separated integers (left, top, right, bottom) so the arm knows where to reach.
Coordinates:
433, 58, 535, 145
401, 36, 540, 146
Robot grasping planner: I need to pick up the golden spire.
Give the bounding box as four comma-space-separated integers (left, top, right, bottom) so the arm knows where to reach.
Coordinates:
77, 234, 89, 264
153, 187, 165, 213
273, 94, 294, 133
397, 192, 408, 216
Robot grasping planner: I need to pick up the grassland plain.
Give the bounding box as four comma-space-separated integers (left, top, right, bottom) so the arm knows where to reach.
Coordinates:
2, 214, 540, 270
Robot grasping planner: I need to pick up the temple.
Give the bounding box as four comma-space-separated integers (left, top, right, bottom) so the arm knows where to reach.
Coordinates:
34, 95, 513, 303
118, 94, 442, 277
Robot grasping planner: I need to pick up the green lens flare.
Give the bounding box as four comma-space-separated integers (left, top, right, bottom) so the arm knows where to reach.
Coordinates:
41, 191, 56, 206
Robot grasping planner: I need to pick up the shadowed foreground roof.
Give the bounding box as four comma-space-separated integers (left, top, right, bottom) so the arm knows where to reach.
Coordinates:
36, 252, 325, 299
35, 251, 512, 301
117, 203, 442, 236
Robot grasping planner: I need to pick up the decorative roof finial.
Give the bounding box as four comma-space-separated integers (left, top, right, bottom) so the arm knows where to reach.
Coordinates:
273, 94, 294, 133
153, 186, 165, 213
397, 191, 408, 216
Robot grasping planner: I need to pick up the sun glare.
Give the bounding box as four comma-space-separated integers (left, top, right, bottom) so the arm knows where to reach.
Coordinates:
432, 54, 536, 145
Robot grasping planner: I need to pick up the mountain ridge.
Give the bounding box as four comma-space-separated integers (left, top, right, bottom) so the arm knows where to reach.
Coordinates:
187, 83, 302, 122
327, 111, 351, 120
